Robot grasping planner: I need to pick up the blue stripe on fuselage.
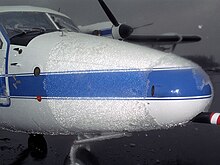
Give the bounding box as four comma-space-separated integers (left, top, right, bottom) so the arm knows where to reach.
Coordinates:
8, 68, 212, 99
100, 28, 112, 36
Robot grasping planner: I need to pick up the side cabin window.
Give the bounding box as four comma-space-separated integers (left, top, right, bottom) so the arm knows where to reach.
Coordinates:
0, 39, 2, 49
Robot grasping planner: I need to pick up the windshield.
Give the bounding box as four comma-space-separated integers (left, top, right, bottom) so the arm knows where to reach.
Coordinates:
48, 13, 79, 32
0, 12, 57, 38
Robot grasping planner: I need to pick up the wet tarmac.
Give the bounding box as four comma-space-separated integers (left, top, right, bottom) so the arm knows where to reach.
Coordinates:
1, 71, 220, 165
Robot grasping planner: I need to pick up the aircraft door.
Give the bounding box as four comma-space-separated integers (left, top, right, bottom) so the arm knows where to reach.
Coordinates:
0, 25, 10, 107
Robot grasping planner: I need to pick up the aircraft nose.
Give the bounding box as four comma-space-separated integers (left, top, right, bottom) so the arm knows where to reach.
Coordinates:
191, 67, 213, 99
148, 66, 213, 127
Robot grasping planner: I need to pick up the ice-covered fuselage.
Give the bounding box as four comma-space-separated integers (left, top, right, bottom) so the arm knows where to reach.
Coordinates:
0, 31, 213, 135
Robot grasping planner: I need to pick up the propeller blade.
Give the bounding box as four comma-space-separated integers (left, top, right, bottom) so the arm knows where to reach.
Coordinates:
133, 22, 154, 30
98, 0, 120, 27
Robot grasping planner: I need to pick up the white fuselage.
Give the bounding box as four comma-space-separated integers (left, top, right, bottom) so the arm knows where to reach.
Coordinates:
0, 31, 213, 135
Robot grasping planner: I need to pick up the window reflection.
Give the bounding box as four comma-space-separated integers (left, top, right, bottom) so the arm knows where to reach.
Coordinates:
49, 13, 79, 32
0, 12, 56, 38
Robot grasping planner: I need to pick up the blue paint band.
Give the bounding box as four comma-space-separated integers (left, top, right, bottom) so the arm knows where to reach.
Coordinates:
8, 68, 212, 99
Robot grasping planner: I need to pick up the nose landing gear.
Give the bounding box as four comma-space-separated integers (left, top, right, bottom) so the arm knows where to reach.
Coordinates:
64, 146, 100, 165
65, 132, 130, 165
11, 132, 129, 165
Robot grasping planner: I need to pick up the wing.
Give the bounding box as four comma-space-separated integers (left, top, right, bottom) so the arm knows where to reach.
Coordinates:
125, 34, 201, 45
79, 23, 201, 51
124, 34, 201, 51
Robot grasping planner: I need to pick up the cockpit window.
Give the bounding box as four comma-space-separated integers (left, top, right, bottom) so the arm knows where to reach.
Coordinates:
0, 12, 56, 38
49, 13, 79, 32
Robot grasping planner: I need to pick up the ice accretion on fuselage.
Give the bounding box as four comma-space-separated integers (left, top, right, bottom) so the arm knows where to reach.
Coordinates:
0, 6, 213, 136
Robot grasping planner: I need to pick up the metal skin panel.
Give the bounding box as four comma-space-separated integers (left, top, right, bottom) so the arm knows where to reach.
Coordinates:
0, 22, 214, 135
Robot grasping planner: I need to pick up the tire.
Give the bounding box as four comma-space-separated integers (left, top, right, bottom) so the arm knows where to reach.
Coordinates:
28, 134, 47, 159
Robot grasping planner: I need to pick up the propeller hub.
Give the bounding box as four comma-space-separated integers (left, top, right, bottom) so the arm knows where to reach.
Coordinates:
119, 24, 134, 39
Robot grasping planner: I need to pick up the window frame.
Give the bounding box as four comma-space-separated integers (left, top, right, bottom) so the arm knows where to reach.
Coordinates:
0, 38, 2, 49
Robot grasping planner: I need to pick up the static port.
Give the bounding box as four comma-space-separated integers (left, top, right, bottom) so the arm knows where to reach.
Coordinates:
34, 67, 41, 77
